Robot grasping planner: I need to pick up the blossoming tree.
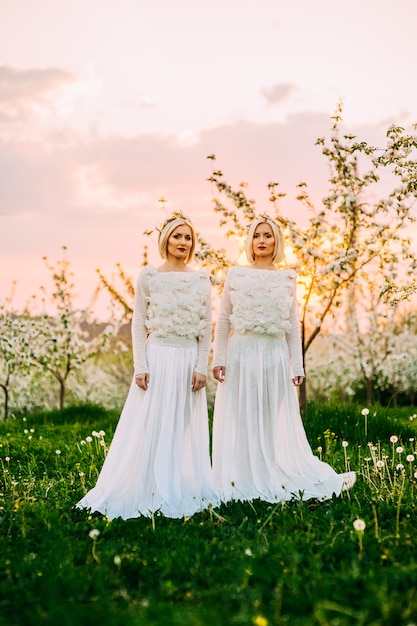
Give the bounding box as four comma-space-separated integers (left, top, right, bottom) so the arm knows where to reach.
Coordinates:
204, 104, 417, 410
0, 299, 38, 419
29, 249, 114, 410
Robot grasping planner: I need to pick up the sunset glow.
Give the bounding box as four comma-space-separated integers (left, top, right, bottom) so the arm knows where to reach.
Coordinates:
1, 0, 417, 316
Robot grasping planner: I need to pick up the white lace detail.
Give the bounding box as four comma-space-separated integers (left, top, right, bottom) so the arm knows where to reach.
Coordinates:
229, 266, 295, 336
143, 266, 209, 340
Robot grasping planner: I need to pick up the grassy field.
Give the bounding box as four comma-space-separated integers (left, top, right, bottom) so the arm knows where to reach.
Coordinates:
1, 403, 417, 626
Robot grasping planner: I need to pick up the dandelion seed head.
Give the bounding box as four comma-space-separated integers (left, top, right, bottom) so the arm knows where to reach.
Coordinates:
390, 435, 398, 443
353, 519, 366, 532
376, 460, 385, 468
342, 441, 348, 448
89, 529, 100, 540
86, 436, 93, 443
396, 463, 404, 471
396, 446, 404, 454
361, 408, 370, 416
406, 455, 415, 462
5, 456, 10, 462
317, 446, 322, 453
55, 450, 61, 455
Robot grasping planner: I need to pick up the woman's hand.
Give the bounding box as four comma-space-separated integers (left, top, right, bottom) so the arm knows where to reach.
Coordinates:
292, 376, 304, 387
213, 366, 226, 383
192, 372, 206, 392
135, 373, 150, 390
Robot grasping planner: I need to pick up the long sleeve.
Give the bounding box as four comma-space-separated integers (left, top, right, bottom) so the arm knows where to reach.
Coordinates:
131, 270, 150, 375
194, 279, 212, 376
212, 272, 233, 367
285, 280, 305, 377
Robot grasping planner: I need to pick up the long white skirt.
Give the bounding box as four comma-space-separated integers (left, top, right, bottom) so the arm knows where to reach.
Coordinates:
212, 333, 355, 503
77, 336, 217, 519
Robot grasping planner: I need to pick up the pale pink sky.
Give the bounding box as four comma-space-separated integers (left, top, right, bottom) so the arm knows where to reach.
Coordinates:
1, 0, 416, 316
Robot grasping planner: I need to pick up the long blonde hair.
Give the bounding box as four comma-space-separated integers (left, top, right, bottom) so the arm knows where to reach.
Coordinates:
245, 217, 284, 264
158, 215, 196, 263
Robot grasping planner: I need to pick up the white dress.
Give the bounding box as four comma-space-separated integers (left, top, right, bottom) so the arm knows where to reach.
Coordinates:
212, 266, 356, 503
77, 266, 217, 519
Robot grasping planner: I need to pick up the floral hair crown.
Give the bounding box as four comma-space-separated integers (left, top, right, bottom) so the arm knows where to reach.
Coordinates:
156, 210, 191, 233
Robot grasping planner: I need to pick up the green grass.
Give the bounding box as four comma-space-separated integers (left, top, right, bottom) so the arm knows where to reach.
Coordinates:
1, 403, 417, 625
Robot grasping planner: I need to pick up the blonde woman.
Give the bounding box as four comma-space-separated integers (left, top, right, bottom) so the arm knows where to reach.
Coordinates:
77, 213, 217, 519
212, 216, 355, 504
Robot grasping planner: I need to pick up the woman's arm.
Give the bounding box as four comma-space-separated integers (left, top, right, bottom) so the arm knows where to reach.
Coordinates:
194, 276, 212, 377
212, 271, 232, 370
286, 277, 305, 378
131, 270, 150, 376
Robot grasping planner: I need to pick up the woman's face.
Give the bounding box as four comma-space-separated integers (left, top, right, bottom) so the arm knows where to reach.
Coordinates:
252, 222, 275, 259
167, 224, 193, 262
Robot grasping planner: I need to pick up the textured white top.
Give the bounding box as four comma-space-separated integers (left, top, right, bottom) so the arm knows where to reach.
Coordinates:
131, 265, 212, 376
212, 266, 305, 376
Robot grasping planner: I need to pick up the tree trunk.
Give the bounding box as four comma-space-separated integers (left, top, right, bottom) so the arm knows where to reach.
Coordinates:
0, 383, 8, 420
59, 380, 65, 410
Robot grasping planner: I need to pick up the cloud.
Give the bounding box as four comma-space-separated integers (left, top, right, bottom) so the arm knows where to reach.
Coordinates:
261, 82, 296, 105
0, 65, 75, 119
0, 109, 393, 221
135, 97, 158, 109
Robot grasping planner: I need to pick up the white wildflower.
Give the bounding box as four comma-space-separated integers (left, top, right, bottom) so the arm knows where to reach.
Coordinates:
353, 519, 366, 532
